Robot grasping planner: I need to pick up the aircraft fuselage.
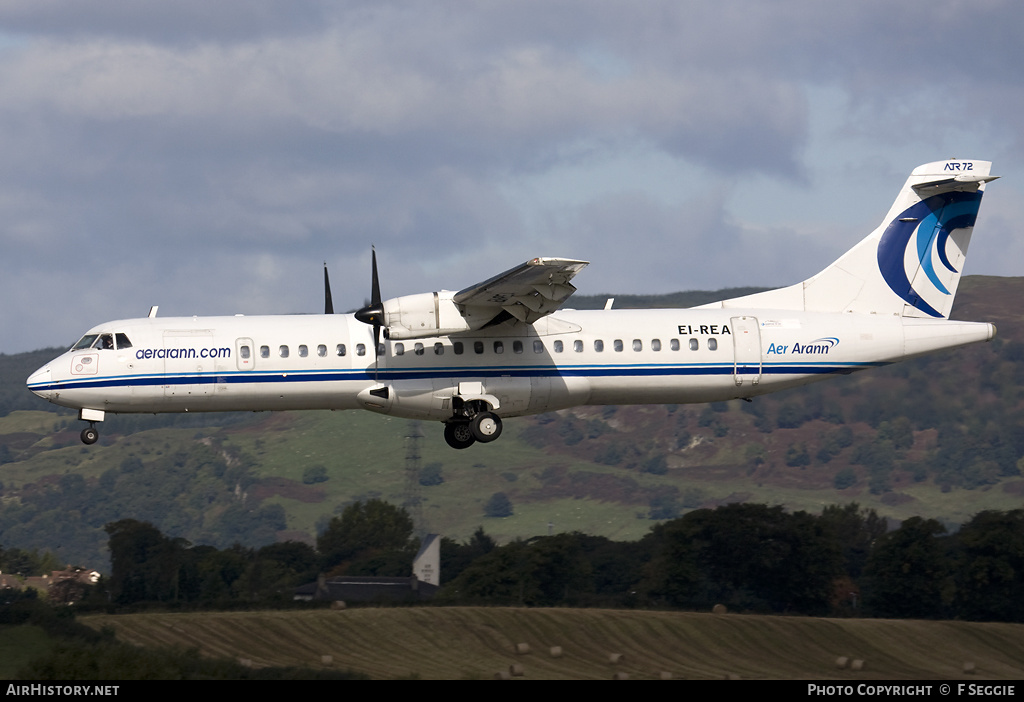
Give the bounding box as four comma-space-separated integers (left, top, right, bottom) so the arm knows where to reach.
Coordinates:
27, 308, 994, 425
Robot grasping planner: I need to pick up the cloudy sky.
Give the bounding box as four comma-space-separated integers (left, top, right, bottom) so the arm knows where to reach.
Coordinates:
3, 1, 1022, 355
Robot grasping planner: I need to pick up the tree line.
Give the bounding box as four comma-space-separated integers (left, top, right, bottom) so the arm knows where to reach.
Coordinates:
31, 500, 1024, 623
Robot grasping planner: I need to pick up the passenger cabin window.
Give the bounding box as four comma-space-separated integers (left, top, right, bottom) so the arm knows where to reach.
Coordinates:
414, 343, 424, 356
279, 345, 289, 358
240, 345, 251, 359
493, 341, 504, 354
574, 340, 583, 353
298, 345, 308, 358
689, 338, 698, 351
356, 344, 366, 356
454, 342, 464, 355
594, 340, 604, 352
632, 339, 642, 352
261, 345, 270, 358
651, 339, 661, 351
533, 340, 544, 353
434, 342, 444, 355
513, 340, 523, 354
614, 339, 623, 352
337, 344, 347, 357
708, 338, 718, 351
395, 343, 405, 356
318, 344, 327, 357
554, 340, 564, 353
670, 339, 680, 351
474, 341, 484, 354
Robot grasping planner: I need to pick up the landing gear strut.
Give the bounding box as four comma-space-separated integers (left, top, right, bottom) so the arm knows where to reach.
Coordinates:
77, 409, 105, 446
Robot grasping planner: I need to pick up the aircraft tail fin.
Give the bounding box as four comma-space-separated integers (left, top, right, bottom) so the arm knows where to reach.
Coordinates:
708, 160, 997, 319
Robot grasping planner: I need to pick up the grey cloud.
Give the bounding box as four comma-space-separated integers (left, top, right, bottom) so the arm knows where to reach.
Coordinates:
1, 1, 1022, 354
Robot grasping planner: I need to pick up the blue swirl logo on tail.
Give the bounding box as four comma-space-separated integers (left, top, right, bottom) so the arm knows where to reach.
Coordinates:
877, 191, 982, 317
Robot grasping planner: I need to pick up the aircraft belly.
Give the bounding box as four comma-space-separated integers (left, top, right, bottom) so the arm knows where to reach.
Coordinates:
586, 373, 735, 405
526, 375, 590, 414
79, 376, 370, 414
206, 378, 369, 412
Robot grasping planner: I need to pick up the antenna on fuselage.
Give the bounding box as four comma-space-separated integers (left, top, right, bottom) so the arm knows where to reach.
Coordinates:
148, 306, 159, 318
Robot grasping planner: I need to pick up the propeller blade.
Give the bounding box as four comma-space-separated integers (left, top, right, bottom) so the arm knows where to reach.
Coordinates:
324, 262, 334, 315
353, 247, 385, 370
370, 248, 382, 358
370, 247, 381, 308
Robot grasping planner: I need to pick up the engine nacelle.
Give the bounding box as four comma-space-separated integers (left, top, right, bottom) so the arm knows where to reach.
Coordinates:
383, 290, 477, 340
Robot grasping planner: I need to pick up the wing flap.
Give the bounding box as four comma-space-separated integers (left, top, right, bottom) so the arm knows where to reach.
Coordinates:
454, 257, 588, 324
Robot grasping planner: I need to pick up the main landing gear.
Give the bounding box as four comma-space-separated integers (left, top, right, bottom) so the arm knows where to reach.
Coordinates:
443, 409, 503, 449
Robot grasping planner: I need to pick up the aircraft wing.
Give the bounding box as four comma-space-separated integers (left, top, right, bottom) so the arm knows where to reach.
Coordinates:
453, 257, 589, 323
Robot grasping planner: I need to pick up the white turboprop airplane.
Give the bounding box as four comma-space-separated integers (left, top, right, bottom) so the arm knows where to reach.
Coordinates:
28, 160, 998, 449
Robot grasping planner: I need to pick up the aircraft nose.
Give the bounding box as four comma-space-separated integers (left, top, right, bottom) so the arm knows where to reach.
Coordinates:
26, 365, 53, 400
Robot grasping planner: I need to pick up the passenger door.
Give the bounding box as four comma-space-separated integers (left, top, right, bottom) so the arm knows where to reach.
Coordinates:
730, 316, 762, 386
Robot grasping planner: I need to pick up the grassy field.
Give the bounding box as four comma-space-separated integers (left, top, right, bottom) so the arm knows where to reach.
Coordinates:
82, 607, 1024, 680
0, 625, 55, 679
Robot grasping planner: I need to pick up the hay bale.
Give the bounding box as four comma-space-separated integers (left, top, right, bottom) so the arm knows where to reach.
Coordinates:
851, 659, 866, 671
724, 672, 741, 680
330, 600, 346, 610
608, 653, 623, 665
963, 661, 977, 675
612, 672, 630, 680
321, 655, 333, 665
493, 670, 511, 680
238, 658, 253, 668
549, 646, 563, 658
509, 663, 525, 677
712, 604, 728, 614
835, 656, 850, 669
515, 642, 531, 655
659, 671, 674, 680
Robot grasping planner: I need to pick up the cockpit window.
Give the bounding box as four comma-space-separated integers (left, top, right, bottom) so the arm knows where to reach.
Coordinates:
115, 333, 133, 349
71, 333, 117, 350
72, 334, 99, 350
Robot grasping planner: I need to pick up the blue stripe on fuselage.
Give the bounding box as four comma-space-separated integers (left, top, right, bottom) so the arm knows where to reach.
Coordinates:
28, 360, 886, 393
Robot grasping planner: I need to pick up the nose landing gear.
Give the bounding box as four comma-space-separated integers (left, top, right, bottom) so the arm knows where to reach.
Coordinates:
80, 424, 99, 445
77, 408, 105, 445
